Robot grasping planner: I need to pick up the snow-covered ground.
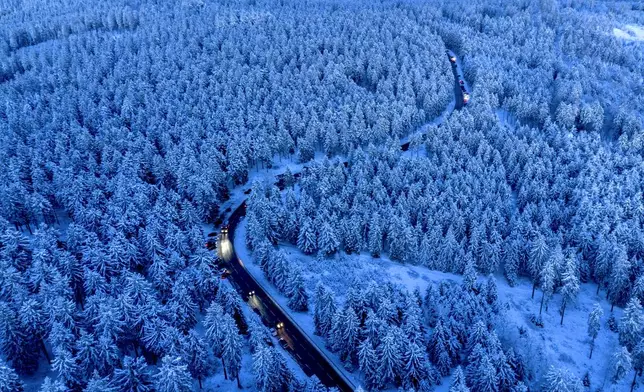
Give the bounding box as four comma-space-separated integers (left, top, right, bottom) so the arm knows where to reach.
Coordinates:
237, 216, 633, 391
613, 24, 644, 41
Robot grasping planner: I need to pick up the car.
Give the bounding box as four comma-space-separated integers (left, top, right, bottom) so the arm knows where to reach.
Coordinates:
221, 224, 229, 234
463, 93, 470, 104
459, 80, 465, 86
449, 55, 456, 63
276, 322, 284, 329
278, 337, 288, 349
205, 240, 217, 250
221, 269, 231, 279
207, 232, 218, 238
460, 85, 467, 92
248, 290, 256, 296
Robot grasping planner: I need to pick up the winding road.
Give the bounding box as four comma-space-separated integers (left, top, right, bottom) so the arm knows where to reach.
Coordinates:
212, 50, 467, 391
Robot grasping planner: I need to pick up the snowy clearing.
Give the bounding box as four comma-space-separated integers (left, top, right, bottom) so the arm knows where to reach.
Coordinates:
613, 25, 644, 41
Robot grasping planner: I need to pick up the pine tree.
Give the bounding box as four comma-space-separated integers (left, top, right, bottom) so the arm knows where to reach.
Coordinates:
494, 352, 516, 391
303, 376, 326, 392
357, 338, 378, 390
539, 259, 556, 315
611, 346, 632, 383
619, 298, 644, 351
450, 366, 470, 392
503, 238, 520, 287
222, 317, 243, 388
313, 283, 336, 337
84, 371, 117, 392
377, 328, 402, 387
423, 284, 438, 327
403, 341, 429, 390
466, 343, 486, 382
528, 234, 549, 298
113, 356, 152, 392
462, 258, 478, 292
297, 217, 317, 255
631, 340, 644, 392
485, 275, 498, 306
466, 321, 488, 356
287, 269, 309, 312
368, 213, 383, 258
155, 356, 193, 392
252, 345, 290, 392
185, 331, 210, 389
609, 249, 631, 311
470, 354, 498, 392
559, 256, 579, 325
341, 307, 360, 363
542, 366, 583, 392
318, 220, 339, 257
363, 310, 385, 347
430, 320, 453, 376
587, 303, 603, 358
0, 359, 24, 392
38, 378, 66, 392
252, 346, 275, 392
204, 302, 225, 357
52, 348, 79, 387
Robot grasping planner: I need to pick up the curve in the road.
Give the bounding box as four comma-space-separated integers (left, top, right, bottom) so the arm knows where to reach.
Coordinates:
212, 49, 468, 391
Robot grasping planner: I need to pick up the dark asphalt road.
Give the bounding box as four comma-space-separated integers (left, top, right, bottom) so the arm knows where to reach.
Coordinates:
400, 50, 465, 152
212, 49, 467, 391
217, 201, 356, 391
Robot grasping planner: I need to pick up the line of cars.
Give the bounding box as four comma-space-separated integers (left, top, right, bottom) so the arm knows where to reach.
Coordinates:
247, 290, 289, 349
210, 219, 291, 356
447, 50, 470, 105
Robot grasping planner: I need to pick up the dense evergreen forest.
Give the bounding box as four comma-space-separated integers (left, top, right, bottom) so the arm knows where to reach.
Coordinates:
0, 0, 643, 391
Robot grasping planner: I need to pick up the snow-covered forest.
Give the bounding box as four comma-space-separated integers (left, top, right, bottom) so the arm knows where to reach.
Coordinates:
0, 0, 643, 391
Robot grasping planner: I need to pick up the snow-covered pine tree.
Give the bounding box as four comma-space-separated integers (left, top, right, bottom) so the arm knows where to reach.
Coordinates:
631, 340, 644, 392
204, 302, 225, 354
449, 366, 470, 392
154, 356, 193, 392
485, 274, 498, 306
84, 371, 117, 392
619, 297, 644, 351
469, 354, 498, 392
287, 268, 309, 312
221, 317, 243, 388
377, 328, 403, 387
297, 217, 317, 255
318, 220, 340, 257
462, 257, 478, 293
0, 359, 24, 392
587, 303, 603, 359
611, 346, 632, 383
559, 254, 580, 325
357, 338, 378, 390
542, 366, 583, 392
185, 331, 210, 389
528, 234, 549, 298
609, 248, 632, 311
429, 320, 453, 376
403, 341, 429, 390
112, 356, 152, 392
539, 259, 556, 315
